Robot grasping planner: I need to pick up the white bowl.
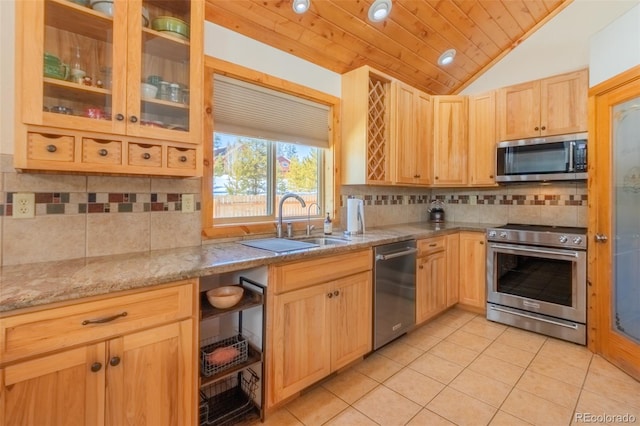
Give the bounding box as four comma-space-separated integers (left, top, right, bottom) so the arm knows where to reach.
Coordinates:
91, 1, 113, 17
140, 83, 158, 99
206, 286, 244, 309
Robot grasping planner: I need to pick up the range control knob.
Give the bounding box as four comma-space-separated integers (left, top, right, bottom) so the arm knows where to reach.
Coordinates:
559, 235, 568, 243
573, 237, 583, 245
499, 232, 508, 239
488, 231, 497, 238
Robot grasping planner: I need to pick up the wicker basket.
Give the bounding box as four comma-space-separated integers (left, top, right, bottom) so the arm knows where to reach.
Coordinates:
200, 335, 248, 377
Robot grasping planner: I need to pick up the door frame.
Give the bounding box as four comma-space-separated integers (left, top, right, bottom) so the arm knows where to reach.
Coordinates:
588, 64, 640, 380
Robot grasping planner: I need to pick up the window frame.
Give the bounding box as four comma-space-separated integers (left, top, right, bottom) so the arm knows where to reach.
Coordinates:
202, 56, 341, 239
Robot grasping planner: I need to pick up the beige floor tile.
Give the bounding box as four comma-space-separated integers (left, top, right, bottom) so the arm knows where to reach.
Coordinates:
501, 388, 574, 425
400, 329, 442, 351
483, 341, 536, 368
489, 411, 533, 426
431, 309, 477, 329
449, 369, 512, 408
427, 387, 497, 426
445, 329, 493, 352
467, 354, 525, 386
254, 408, 303, 426
323, 407, 378, 426
572, 389, 640, 426
322, 369, 378, 404
285, 387, 348, 426
582, 370, 640, 410
353, 353, 403, 383
463, 317, 508, 340
495, 327, 547, 353
417, 321, 458, 339
353, 385, 421, 426
377, 340, 424, 366
528, 354, 588, 387
406, 408, 456, 426
537, 338, 593, 372
515, 370, 581, 408
588, 355, 639, 384
429, 340, 480, 367
383, 368, 445, 406
408, 352, 465, 384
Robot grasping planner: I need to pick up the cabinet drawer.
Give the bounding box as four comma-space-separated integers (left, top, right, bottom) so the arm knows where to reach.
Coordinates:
271, 249, 371, 294
27, 132, 74, 162
418, 236, 445, 256
128, 143, 162, 167
82, 138, 122, 165
0, 280, 195, 364
167, 146, 196, 169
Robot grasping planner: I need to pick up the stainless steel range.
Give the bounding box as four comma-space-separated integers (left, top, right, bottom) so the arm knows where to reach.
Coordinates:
486, 224, 587, 344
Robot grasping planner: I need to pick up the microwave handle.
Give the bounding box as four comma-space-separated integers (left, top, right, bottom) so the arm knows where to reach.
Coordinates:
568, 141, 575, 172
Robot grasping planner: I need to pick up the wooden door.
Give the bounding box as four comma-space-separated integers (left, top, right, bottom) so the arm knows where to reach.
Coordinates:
330, 271, 372, 370
498, 80, 540, 140
270, 284, 332, 404
1, 344, 105, 426
590, 66, 640, 380
416, 250, 447, 324
540, 70, 587, 137
106, 320, 194, 426
393, 82, 418, 184
414, 91, 433, 185
458, 232, 486, 311
445, 233, 460, 307
432, 96, 468, 186
468, 91, 497, 186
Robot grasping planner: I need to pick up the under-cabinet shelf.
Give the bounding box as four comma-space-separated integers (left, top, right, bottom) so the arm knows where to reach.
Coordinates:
200, 343, 262, 388
46, 0, 113, 41
200, 285, 264, 321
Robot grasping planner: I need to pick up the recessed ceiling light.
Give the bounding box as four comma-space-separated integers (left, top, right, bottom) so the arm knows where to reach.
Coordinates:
292, 0, 310, 14
368, 0, 392, 22
438, 49, 456, 66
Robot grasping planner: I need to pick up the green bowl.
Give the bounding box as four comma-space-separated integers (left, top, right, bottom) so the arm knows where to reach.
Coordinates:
151, 16, 189, 40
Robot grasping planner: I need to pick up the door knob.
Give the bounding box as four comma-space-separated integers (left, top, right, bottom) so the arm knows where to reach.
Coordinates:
594, 233, 608, 243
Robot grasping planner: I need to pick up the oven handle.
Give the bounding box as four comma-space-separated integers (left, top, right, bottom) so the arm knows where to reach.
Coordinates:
489, 243, 579, 259
489, 305, 579, 330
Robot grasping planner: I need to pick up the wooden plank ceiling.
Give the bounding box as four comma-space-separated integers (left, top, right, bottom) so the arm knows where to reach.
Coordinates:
205, 0, 571, 95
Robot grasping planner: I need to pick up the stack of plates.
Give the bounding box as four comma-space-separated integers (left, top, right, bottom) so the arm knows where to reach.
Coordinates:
151, 16, 190, 40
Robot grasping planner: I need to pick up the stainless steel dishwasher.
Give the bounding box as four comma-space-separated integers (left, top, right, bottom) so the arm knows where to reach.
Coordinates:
373, 240, 417, 350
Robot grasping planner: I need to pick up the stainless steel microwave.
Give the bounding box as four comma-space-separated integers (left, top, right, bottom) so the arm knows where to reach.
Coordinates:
496, 132, 588, 183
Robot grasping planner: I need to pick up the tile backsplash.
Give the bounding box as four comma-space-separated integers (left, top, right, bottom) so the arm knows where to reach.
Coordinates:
0, 153, 587, 266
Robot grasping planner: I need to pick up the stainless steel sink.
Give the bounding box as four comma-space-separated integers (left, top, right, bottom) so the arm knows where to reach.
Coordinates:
296, 236, 350, 246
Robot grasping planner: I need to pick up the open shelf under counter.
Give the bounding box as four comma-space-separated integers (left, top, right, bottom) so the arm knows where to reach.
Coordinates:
45, 0, 113, 42
199, 343, 263, 388
200, 286, 264, 322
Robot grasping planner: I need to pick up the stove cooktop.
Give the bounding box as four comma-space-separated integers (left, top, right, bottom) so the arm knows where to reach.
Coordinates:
494, 223, 587, 235
487, 223, 587, 249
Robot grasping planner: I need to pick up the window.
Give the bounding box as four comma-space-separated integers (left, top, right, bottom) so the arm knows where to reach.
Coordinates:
202, 58, 340, 238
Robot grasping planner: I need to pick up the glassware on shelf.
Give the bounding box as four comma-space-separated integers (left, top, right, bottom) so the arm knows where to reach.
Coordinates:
69, 46, 86, 84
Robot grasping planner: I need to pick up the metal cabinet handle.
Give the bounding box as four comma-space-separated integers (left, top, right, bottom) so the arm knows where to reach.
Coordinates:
179, 155, 187, 162
82, 311, 127, 325
109, 356, 121, 367
115, 114, 125, 121
130, 116, 138, 123
595, 233, 608, 243
98, 149, 108, 157
47, 144, 57, 153
142, 153, 151, 160
91, 362, 102, 372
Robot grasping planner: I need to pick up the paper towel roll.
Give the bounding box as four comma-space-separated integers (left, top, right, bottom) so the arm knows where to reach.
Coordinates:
346, 198, 363, 233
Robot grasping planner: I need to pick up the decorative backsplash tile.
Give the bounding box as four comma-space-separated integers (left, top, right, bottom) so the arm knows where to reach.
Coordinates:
346, 192, 587, 207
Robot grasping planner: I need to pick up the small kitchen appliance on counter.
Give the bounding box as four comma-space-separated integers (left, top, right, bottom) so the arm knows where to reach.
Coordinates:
345, 196, 365, 235
428, 200, 446, 222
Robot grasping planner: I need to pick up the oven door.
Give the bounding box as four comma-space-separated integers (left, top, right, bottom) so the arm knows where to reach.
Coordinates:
486, 242, 587, 323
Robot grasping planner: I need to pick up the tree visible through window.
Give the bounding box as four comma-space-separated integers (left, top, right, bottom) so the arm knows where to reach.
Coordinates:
213, 133, 322, 220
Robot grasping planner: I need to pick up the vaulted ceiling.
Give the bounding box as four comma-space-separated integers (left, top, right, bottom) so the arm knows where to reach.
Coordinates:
204, 0, 571, 95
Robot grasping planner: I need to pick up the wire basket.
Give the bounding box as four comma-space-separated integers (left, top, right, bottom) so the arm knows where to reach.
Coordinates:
201, 335, 248, 377
199, 370, 259, 426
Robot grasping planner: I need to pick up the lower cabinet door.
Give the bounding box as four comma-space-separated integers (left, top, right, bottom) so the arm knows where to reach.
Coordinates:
106, 320, 194, 426
1, 343, 106, 426
270, 284, 332, 406
330, 271, 372, 370
416, 251, 447, 324
458, 232, 487, 309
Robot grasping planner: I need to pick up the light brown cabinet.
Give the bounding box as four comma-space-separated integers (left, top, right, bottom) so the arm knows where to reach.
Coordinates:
0, 280, 197, 426
497, 69, 588, 141
432, 96, 468, 186
458, 232, 487, 311
468, 91, 497, 186
393, 81, 432, 185
267, 250, 372, 408
14, 0, 203, 177
445, 233, 460, 307
416, 236, 447, 324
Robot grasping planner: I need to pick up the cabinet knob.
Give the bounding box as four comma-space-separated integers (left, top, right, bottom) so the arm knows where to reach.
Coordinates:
47, 144, 57, 153
327, 293, 333, 298
480, 241, 484, 245
541, 126, 546, 130
419, 265, 424, 269
98, 149, 108, 157
90, 362, 102, 372
130, 116, 138, 123
534, 126, 539, 131
115, 114, 125, 121
142, 153, 151, 160
333, 290, 340, 296
489, 175, 494, 178
109, 356, 121, 367
179, 155, 187, 162
434, 176, 439, 180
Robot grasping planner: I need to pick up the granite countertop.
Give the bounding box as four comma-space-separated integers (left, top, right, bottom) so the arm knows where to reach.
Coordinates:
0, 222, 498, 314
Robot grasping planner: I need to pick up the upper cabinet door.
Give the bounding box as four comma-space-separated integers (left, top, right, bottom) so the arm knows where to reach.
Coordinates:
468, 91, 497, 186
497, 80, 541, 141
432, 96, 468, 186
540, 70, 588, 137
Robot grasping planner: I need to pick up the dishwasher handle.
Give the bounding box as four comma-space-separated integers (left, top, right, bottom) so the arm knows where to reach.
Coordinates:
375, 247, 418, 261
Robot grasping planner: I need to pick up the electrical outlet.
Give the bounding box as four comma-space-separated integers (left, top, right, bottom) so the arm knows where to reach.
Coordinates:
13, 193, 35, 218
182, 194, 195, 213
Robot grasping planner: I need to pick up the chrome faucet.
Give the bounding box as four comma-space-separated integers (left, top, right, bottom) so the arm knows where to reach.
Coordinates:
306, 202, 320, 236
277, 193, 306, 238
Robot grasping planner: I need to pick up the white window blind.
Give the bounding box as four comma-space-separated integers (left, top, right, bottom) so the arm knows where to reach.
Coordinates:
213, 74, 330, 148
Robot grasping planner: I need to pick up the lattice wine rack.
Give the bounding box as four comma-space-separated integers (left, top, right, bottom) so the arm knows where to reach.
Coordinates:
367, 75, 390, 182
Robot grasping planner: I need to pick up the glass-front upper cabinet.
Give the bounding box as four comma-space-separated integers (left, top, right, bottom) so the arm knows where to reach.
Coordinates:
19, 0, 202, 145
